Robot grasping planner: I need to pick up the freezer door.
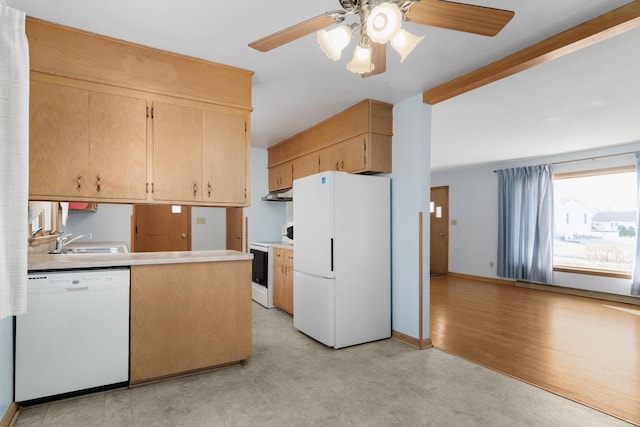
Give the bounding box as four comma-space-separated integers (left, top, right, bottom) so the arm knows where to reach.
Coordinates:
293, 271, 335, 347
293, 173, 335, 278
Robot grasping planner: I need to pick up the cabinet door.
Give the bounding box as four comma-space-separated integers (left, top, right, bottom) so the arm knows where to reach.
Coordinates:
341, 135, 367, 173
89, 92, 147, 199
293, 153, 319, 181
272, 248, 285, 309
268, 162, 293, 192
152, 102, 202, 202
29, 81, 90, 198
282, 250, 294, 315
202, 108, 247, 204
318, 145, 342, 172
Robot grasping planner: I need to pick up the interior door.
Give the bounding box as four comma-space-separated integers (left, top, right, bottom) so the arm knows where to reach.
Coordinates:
133, 205, 191, 252
430, 186, 449, 275
226, 207, 243, 251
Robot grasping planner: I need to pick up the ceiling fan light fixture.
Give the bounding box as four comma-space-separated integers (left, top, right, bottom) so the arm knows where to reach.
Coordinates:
317, 25, 353, 61
390, 28, 424, 62
346, 45, 375, 74
366, 2, 402, 44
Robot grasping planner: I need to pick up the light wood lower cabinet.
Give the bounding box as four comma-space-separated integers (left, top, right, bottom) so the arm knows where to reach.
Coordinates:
130, 261, 252, 384
273, 248, 294, 315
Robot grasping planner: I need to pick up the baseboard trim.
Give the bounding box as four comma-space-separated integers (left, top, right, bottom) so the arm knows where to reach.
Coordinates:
392, 330, 433, 350
447, 272, 516, 286
1, 402, 18, 427
516, 280, 640, 306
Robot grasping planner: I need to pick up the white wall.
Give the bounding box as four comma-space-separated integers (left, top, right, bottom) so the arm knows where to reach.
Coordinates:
0, 317, 12, 418
64, 204, 133, 248
191, 207, 227, 250
431, 141, 640, 297
389, 95, 432, 339
245, 148, 287, 243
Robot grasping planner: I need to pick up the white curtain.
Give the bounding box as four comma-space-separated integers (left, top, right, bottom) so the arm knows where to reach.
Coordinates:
0, 5, 29, 319
496, 164, 554, 284
630, 152, 640, 296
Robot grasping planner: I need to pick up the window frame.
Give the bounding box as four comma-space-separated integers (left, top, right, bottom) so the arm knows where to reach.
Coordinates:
553, 165, 636, 279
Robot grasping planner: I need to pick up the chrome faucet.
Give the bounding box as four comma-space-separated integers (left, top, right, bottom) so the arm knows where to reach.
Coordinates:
52, 233, 93, 254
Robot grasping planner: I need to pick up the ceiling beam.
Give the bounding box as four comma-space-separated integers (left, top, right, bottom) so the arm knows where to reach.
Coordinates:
423, 1, 640, 105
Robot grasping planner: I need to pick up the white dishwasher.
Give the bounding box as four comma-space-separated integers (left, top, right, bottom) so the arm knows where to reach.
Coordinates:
16, 268, 130, 403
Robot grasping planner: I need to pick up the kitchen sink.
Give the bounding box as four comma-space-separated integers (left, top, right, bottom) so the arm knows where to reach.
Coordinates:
62, 247, 126, 254
59, 242, 129, 254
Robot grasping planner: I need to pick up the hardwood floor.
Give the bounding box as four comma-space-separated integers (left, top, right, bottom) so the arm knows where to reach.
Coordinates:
430, 275, 640, 426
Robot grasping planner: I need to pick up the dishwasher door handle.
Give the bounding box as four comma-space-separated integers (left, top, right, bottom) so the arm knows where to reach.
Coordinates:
65, 286, 89, 292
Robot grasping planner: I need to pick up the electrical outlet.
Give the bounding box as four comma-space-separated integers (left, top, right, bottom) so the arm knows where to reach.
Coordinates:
451, 220, 458, 226
196, 217, 206, 225
490, 261, 494, 268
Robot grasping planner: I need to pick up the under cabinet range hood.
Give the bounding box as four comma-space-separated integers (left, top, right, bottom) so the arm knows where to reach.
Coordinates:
262, 189, 292, 202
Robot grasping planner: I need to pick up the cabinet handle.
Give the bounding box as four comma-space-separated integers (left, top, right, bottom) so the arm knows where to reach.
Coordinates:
193, 183, 198, 197
341, 160, 344, 170
207, 182, 212, 197
96, 175, 101, 192
335, 162, 339, 170
76, 173, 82, 192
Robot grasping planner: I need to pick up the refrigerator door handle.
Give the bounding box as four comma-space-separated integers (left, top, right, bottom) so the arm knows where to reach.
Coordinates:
330, 238, 334, 272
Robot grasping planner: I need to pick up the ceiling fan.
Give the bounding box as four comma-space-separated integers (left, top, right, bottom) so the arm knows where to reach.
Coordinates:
248, 0, 514, 77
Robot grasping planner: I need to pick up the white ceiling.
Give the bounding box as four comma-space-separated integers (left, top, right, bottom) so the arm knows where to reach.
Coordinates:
5, 0, 639, 171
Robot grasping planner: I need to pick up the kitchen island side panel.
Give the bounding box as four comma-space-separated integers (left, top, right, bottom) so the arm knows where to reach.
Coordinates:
130, 260, 251, 384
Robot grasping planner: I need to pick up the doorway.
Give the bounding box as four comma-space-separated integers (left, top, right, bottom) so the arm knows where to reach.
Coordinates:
132, 205, 191, 252
430, 186, 449, 276
226, 207, 244, 251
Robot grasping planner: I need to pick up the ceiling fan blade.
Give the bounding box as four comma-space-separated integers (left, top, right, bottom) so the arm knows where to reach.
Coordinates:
249, 13, 341, 52
406, 0, 514, 37
362, 43, 386, 78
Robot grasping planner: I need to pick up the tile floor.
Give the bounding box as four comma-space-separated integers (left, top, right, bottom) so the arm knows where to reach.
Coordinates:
14, 303, 632, 426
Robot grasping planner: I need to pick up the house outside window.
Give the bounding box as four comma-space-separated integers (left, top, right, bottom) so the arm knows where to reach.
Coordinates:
553, 167, 637, 276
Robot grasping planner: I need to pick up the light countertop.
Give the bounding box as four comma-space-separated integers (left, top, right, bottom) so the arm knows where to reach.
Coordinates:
29, 250, 252, 271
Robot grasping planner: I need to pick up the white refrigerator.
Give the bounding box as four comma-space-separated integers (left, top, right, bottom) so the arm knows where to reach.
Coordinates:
293, 171, 390, 348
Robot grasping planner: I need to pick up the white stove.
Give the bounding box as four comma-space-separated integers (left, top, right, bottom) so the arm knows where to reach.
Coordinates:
249, 242, 276, 308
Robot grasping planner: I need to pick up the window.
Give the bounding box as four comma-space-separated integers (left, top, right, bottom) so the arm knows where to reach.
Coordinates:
553, 167, 637, 276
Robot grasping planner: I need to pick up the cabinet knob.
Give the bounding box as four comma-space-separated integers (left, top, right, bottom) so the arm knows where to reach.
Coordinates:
181, 233, 187, 239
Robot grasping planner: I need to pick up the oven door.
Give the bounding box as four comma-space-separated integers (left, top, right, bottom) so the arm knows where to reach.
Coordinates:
250, 248, 268, 287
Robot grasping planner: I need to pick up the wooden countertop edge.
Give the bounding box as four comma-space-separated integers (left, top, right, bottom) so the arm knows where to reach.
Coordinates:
28, 250, 251, 271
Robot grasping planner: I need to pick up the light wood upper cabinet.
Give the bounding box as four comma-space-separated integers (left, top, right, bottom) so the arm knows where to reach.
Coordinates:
152, 101, 203, 202
26, 19, 251, 207
293, 153, 319, 181
269, 161, 293, 192
273, 248, 294, 315
202, 108, 248, 204
267, 99, 392, 191
89, 92, 147, 199
319, 135, 368, 173
30, 80, 148, 201
29, 81, 90, 198
152, 102, 248, 205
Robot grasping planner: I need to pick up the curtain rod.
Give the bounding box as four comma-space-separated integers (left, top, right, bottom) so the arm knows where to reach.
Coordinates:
493, 150, 637, 173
